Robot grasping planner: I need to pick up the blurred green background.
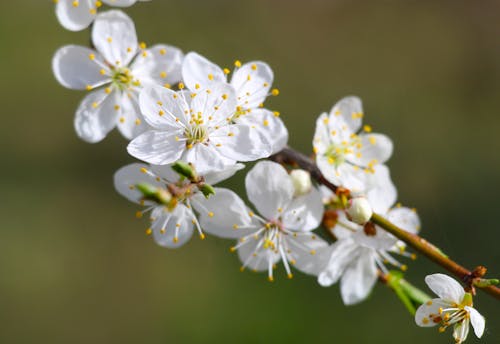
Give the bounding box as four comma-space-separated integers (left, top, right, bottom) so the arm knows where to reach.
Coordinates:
1, 0, 499, 343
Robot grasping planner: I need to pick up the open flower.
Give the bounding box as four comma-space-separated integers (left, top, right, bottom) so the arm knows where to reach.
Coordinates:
114, 162, 243, 248
313, 182, 420, 305
53, 10, 183, 142
127, 83, 272, 174
313, 96, 393, 194
415, 273, 485, 344
55, 0, 151, 31
196, 161, 326, 281
181, 52, 288, 153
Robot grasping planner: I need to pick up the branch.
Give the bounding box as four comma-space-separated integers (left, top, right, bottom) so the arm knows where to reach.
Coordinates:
270, 146, 500, 300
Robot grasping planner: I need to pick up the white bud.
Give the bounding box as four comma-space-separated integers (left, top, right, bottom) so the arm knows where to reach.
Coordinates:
346, 196, 373, 225
290, 169, 312, 196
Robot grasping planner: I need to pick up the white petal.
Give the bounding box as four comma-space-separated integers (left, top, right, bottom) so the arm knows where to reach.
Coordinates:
282, 186, 324, 231
194, 188, 257, 239
149, 164, 181, 183
312, 113, 331, 154
245, 161, 294, 220
386, 207, 421, 234
55, 0, 95, 31
114, 163, 164, 204
329, 96, 363, 134
74, 89, 117, 143
291, 235, 330, 276
92, 10, 138, 66
102, 0, 137, 7
348, 133, 393, 166
182, 52, 225, 91
237, 236, 281, 272
340, 247, 378, 305
131, 44, 184, 86
317, 157, 367, 192
151, 204, 194, 248
139, 85, 189, 129
210, 124, 272, 162
236, 109, 288, 154
191, 82, 237, 124
204, 163, 245, 185
453, 320, 470, 344
364, 164, 398, 214
425, 273, 465, 304
182, 143, 235, 175
415, 298, 451, 327
127, 130, 185, 165
230, 61, 273, 109
52, 45, 110, 90
351, 227, 397, 251
466, 306, 485, 338
116, 91, 150, 139
317, 239, 358, 287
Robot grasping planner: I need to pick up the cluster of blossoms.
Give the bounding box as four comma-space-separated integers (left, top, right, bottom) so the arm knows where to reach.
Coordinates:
52, 2, 490, 343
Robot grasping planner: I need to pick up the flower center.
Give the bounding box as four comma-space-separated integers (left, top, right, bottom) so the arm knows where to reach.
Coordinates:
185, 124, 208, 148
111, 67, 139, 90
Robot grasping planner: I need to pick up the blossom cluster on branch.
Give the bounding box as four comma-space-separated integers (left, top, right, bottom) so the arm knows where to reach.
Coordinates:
51, 2, 494, 343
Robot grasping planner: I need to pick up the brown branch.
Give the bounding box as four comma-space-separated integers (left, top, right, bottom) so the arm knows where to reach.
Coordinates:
270, 146, 500, 300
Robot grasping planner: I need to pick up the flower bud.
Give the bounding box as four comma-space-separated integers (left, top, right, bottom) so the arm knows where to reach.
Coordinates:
346, 196, 373, 225
290, 169, 312, 196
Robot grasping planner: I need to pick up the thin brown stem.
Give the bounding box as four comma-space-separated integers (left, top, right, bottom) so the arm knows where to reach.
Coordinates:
270, 146, 500, 300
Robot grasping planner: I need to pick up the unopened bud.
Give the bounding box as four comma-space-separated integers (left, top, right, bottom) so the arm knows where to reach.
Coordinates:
171, 161, 198, 181
290, 169, 312, 196
345, 196, 373, 225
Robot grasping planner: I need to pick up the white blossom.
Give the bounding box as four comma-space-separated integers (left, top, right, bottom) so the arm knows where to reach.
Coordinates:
313, 184, 420, 305
114, 162, 243, 248
127, 82, 273, 174
415, 274, 485, 344
55, 0, 151, 31
196, 161, 327, 281
53, 10, 183, 142
313, 96, 393, 198
181, 52, 288, 153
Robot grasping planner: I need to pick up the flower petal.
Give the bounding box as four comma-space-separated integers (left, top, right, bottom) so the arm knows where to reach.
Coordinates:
151, 204, 194, 248
183, 143, 235, 175
194, 188, 258, 239
236, 109, 288, 154
386, 207, 421, 234
340, 247, 378, 305
348, 133, 393, 166
415, 298, 450, 327
102, 0, 137, 6
364, 164, 397, 214
55, 0, 95, 31
131, 44, 184, 86
245, 161, 294, 220
74, 89, 118, 142
204, 163, 245, 185
290, 235, 330, 276
453, 319, 470, 344
127, 130, 185, 165
237, 236, 281, 272
182, 51, 225, 91
282, 186, 324, 231
116, 91, 150, 139
466, 306, 485, 338
139, 85, 189, 129
312, 112, 331, 155
92, 10, 138, 66
114, 163, 164, 204
52, 45, 110, 90
190, 82, 237, 124
210, 124, 272, 162
230, 61, 273, 109
317, 238, 358, 287
425, 273, 465, 304
329, 96, 363, 134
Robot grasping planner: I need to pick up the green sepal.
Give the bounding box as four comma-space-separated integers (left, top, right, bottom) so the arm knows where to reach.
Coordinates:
199, 183, 216, 199
387, 270, 431, 316
474, 278, 499, 288
136, 183, 172, 205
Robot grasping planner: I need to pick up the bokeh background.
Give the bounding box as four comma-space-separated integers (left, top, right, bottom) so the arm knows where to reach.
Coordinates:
1, 0, 499, 343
